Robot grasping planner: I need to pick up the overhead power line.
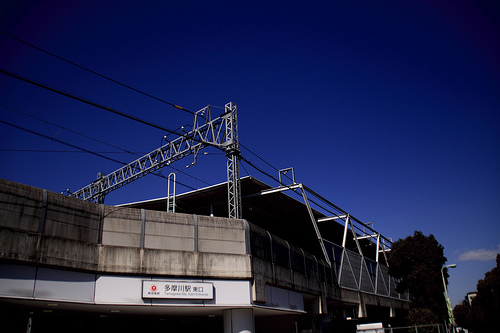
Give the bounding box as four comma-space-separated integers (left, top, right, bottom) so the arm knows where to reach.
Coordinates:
0, 119, 199, 192
0, 67, 185, 137
240, 143, 294, 184
2, 113, 348, 218
0, 33, 302, 203
0, 31, 193, 115
0, 149, 139, 153
0, 103, 211, 187
1, 66, 292, 193
0, 103, 137, 156
240, 143, 280, 172
0, 119, 126, 165
0, 32, 293, 196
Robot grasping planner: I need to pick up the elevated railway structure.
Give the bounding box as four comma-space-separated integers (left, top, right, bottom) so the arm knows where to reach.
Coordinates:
0, 178, 408, 332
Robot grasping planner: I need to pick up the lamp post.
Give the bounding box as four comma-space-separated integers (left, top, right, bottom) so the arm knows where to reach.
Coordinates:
441, 264, 457, 333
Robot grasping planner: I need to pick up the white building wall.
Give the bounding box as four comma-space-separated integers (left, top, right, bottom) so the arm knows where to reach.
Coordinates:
0, 263, 255, 309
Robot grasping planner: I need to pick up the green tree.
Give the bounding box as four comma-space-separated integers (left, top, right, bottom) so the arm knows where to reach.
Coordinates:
388, 231, 449, 324
468, 254, 500, 332
406, 308, 440, 333
452, 300, 470, 329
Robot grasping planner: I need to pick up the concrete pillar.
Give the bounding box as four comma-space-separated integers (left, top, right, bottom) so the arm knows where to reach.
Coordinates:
358, 292, 367, 318
320, 292, 327, 314
223, 308, 255, 333
358, 302, 367, 318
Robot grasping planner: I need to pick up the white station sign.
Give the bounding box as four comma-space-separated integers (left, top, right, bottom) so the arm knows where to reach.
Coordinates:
142, 281, 213, 299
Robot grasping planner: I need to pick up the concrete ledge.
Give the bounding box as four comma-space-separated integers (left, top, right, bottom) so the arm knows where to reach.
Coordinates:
0, 179, 253, 280
0, 228, 252, 278
0, 228, 39, 261
0, 179, 43, 233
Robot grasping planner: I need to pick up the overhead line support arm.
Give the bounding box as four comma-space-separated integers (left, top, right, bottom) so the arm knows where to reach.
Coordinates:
70, 103, 241, 211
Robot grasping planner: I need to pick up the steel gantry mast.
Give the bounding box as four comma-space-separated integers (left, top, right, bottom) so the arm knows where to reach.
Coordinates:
224, 102, 242, 220
69, 102, 242, 219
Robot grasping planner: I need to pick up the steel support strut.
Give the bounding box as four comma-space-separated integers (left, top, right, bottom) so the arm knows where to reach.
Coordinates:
224, 102, 242, 219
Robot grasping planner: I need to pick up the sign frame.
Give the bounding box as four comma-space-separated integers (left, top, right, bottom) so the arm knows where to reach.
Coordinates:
142, 280, 214, 300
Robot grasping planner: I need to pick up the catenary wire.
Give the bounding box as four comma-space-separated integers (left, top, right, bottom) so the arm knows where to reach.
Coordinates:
0, 61, 284, 187
0, 119, 199, 192
0, 35, 317, 207
0, 149, 143, 153
0, 31, 194, 115
0, 104, 210, 186
239, 152, 342, 218
240, 143, 280, 172
0, 67, 187, 137
0, 38, 295, 199
0, 34, 294, 186
1, 119, 127, 165
240, 142, 294, 183
0, 103, 137, 156
0, 68, 224, 154
3, 93, 338, 217
2, 66, 319, 212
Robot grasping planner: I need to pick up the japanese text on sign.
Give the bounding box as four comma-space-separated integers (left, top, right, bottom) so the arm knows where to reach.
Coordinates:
142, 281, 213, 299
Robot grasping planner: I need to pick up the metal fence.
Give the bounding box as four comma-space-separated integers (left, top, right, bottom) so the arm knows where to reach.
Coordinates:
382, 324, 446, 333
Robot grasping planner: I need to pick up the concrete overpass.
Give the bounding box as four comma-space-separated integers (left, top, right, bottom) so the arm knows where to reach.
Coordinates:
0, 178, 409, 332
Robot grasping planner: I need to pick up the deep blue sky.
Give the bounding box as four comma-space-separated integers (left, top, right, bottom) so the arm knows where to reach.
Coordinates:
1, 0, 499, 307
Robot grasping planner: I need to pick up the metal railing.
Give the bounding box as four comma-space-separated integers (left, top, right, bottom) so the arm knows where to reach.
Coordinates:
382, 324, 445, 333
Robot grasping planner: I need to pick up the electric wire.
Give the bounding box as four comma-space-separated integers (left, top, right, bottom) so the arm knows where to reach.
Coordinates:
0, 149, 141, 153
0, 68, 225, 155
240, 142, 294, 184
240, 161, 250, 178
0, 31, 194, 115
0, 35, 328, 211
240, 143, 280, 172
1, 70, 334, 217
0, 35, 326, 212
0, 103, 210, 186
240, 140, 345, 217
240, 150, 387, 243
239, 155, 281, 185
239, 148, 349, 221
1, 33, 298, 199
1, 119, 126, 165
0, 119, 199, 192
1, 103, 137, 156
0, 68, 222, 190
0, 59, 280, 189
0, 67, 187, 137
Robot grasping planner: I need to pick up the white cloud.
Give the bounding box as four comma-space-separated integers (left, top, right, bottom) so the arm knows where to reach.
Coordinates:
458, 245, 500, 261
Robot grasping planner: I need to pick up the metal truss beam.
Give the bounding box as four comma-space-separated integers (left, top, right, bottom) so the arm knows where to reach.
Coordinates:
70, 104, 235, 204
258, 183, 302, 195
317, 214, 348, 223
355, 234, 378, 240
299, 185, 331, 265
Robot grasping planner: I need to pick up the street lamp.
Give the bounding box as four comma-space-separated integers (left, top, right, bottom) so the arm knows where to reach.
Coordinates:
441, 264, 457, 333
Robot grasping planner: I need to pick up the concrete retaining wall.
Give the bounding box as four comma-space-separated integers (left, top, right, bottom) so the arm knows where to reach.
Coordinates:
0, 178, 251, 279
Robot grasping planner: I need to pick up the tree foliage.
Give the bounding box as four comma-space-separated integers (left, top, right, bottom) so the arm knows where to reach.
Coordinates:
452, 301, 470, 328
388, 231, 448, 323
406, 308, 439, 333
453, 254, 500, 332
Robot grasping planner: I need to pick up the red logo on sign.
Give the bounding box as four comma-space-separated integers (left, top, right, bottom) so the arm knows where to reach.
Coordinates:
151, 285, 157, 291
